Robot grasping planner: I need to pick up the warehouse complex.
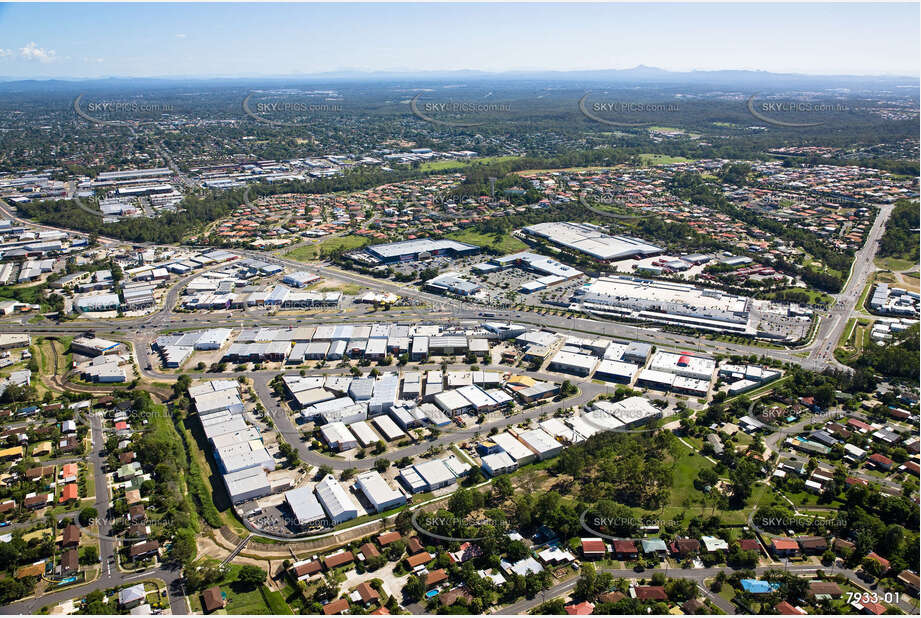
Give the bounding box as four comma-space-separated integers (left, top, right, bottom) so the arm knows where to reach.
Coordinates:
521, 222, 662, 262
363, 238, 480, 264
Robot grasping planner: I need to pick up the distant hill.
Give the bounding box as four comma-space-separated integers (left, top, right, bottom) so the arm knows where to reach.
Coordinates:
0, 66, 917, 94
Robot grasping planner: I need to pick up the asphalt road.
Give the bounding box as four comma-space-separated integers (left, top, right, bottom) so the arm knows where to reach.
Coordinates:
252, 363, 606, 471
0, 414, 189, 616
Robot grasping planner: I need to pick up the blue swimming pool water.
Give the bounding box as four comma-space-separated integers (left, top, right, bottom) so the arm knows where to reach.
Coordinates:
57, 577, 77, 585
425, 590, 439, 598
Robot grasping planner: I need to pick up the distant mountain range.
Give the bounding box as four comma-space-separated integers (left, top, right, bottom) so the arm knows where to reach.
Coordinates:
0, 66, 917, 93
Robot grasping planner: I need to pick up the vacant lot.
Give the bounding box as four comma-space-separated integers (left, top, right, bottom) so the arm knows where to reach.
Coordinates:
446, 228, 527, 255
285, 235, 370, 261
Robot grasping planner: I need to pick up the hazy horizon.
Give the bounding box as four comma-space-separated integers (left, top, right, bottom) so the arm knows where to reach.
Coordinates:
0, 2, 917, 79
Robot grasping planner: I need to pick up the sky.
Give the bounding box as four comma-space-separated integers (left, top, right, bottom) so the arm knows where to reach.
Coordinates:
0, 2, 918, 79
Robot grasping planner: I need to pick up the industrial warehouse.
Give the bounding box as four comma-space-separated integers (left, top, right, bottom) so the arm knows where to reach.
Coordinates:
361, 238, 480, 264
521, 221, 662, 262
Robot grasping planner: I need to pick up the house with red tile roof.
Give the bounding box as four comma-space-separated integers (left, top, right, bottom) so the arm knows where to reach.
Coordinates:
59, 483, 79, 503
776, 601, 808, 615
770, 537, 800, 557
864, 552, 890, 572
868, 453, 894, 470
425, 569, 448, 588
581, 537, 606, 559
564, 601, 595, 615
322, 598, 350, 615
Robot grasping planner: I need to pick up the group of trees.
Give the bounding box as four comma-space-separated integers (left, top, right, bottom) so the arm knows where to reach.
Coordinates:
852, 324, 919, 380
554, 430, 675, 511
877, 200, 919, 261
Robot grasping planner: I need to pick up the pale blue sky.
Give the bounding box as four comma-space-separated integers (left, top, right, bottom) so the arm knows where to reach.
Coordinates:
0, 3, 917, 78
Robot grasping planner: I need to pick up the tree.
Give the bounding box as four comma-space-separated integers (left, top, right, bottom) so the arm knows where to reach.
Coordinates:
493, 475, 513, 501
237, 565, 267, 589
374, 458, 390, 473
78, 506, 98, 526
168, 528, 197, 566
403, 575, 425, 602
79, 545, 99, 565
862, 556, 885, 578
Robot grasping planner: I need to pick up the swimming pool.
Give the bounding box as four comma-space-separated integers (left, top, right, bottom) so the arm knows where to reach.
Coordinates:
425, 590, 439, 599
57, 576, 77, 585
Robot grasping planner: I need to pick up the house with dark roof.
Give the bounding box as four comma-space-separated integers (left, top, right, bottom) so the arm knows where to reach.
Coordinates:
599, 591, 626, 604
797, 536, 828, 554
634, 585, 668, 601
669, 537, 700, 557
128, 504, 146, 522
129, 540, 159, 561
738, 538, 761, 553
62, 524, 81, 547
808, 581, 843, 599
438, 587, 473, 607
897, 570, 919, 595
202, 586, 226, 613
612, 539, 638, 559
833, 538, 855, 554
59, 549, 79, 575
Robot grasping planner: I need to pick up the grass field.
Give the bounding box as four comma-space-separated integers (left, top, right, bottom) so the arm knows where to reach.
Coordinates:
628, 441, 771, 526
638, 153, 694, 166
187, 564, 291, 615
761, 288, 834, 306
284, 235, 370, 261
417, 155, 522, 172
445, 228, 527, 255
875, 256, 918, 272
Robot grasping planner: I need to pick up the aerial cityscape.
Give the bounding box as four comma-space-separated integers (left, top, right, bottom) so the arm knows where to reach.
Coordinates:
0, 1, 918, 616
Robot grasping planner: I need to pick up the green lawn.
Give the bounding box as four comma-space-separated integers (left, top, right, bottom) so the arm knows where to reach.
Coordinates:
284, 235, 370, 261
417, 155, 522, 172
875, 256, 918, 272
638, 153, 694, 166
188, 564, 292, 615
446, 228, 527, 255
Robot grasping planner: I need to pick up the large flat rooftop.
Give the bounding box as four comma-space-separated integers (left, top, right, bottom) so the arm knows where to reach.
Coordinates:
522, 222, 661, 261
